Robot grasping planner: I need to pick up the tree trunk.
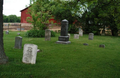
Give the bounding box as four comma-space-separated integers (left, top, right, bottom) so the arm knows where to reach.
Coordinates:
111, 28, 118, 36
0, 0, 8, 64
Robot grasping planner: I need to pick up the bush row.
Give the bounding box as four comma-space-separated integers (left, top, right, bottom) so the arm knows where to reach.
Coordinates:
25, 29, 56, 37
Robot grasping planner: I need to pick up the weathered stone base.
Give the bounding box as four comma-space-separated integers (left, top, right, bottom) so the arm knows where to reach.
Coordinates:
0, 57, 8, 64
56, 41, 71, 44
88, 38, 93, 40
59, 36, 69, 41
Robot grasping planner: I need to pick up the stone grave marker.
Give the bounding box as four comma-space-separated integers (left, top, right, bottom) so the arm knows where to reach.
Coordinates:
22, 44, 38, 64
68, 33, 70, 38
88, 33, 94, 40
6, 30, 9, 34
99, 44, 105, 48
79, 28, 83, 36
83, 43, 88, 46
74, 34, 79, 39
17, 33, 20, 35
56, 19, 71, 44
45, 29, 51, 41
14, 36, 22, 49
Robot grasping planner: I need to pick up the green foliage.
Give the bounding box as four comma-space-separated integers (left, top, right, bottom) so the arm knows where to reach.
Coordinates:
3, 15, 20, 23
52, 2, 75, 25
51, 31, 56, 37
81, 0, 120, 36
27, 0, 55, 30
25, 29, 56, 37
25, 29, 45, 37
68, 24, 78, 34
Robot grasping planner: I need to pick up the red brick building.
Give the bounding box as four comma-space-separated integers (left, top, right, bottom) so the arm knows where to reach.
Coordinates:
20, 7, 58, 24
20, 7, 31, 23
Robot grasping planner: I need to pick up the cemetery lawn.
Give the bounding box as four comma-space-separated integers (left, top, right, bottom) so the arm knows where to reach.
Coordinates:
1, 31, 120, 78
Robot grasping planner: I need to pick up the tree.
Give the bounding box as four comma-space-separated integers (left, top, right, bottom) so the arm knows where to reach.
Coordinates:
81, 0, 120, 36
3, 14, 21, 23
27, 0, 55, 30
0, 0, 8, 64
51, 0, 98, 33
28, 0, 97, 31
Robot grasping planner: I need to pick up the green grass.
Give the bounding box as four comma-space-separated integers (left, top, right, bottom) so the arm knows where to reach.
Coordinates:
1, 31, 120, 78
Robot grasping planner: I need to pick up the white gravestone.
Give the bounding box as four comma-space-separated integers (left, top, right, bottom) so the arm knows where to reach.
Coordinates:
45, 29, 51, 41
79, 28, 83, 36
74, 34, 79, 39
22, 44, 38, 64
89, 33, 94, 40
68, 33, 70, 38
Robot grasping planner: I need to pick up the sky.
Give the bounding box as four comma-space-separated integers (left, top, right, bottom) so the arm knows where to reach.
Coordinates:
3, 0, 30, 16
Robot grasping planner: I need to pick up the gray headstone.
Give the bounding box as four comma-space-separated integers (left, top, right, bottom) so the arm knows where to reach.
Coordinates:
22, 44, 38, 64
79, 28, 83, 36
45, 29, 51, 41
99, 44, 105, 48
14, 36, 22, 49
56, 19, 71, 44
83, 43, 88, 46
17, 33, 20, 35
6, 31, 9, 34
89, 33, 94, 40
74, 34, 79, 39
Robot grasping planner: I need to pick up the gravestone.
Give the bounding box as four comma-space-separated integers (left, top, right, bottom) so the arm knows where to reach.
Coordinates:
88, 33, 94, 40
14, 36, 22, 49
45, 29, 51, 41
56, 19, 71, 44
99, 44, 105, 48
74, 34, 79, 39
79, 28, 83, 36
6, 30, 9, 34
17, 33, 20, 35
68, 33, 70, 38
22, 44, 38, 64
83, 43, 88, 46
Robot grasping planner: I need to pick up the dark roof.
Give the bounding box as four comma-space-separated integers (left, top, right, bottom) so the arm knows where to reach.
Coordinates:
20, 6, 31, 12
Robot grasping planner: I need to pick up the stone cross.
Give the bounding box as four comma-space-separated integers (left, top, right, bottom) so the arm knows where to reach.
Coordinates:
45, 29, 51, 41
14, 36, 22, 49
88, 33, 94, 40
74, 34, 79, 39
56, 19, 71, 44
22, 44, 38, 64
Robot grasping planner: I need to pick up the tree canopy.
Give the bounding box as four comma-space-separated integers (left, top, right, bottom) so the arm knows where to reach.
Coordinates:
3, 15, 21, 23
81, 0, 120, 36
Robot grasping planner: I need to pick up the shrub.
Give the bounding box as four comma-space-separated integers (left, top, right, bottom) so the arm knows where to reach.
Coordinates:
25, 29, 56, 37
68, 24, 78, 34
51, 31, 56, 37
